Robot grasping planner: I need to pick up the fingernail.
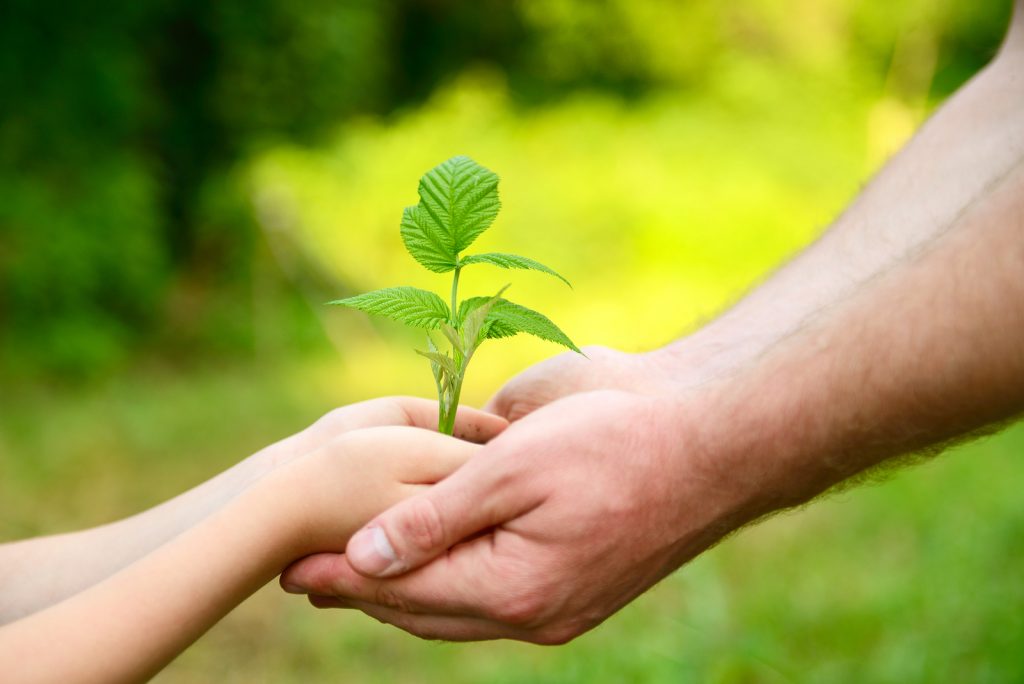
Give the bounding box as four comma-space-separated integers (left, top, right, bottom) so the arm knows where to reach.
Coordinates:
348, 525, 404, 576
282, 583, 307, 595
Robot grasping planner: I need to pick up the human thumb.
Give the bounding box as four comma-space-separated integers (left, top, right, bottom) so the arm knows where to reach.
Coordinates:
345, 453, 529, 578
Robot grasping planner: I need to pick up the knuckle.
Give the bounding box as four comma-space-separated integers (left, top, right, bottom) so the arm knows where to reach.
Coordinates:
533, 621, 583, 646
310, 596, 332, 610
308, 595, 343, 610
488, 390, 511, 415
373, 585, 413, 614
488, 387, 522, 421
366, 611, 446, 642
491, 588, 549, 627
313, 573, 349, 597
387, 395, 420, 425
394, 497, 446, 557
316, 407, 352, 433
406, 624, 449, 642
502, 400, 532, 423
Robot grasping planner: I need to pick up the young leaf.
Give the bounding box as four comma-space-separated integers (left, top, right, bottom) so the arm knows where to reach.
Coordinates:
425, 336, 444, 392
439, 323, 464, 356
457, 296, 493, 330
400, 156, 500, 271
458, 297, 580, 353
461, 285, 510, 350
401, 206, 457, 273
460, 253, 571, 287
415, 349, 458, 378
328, 287, 450, 329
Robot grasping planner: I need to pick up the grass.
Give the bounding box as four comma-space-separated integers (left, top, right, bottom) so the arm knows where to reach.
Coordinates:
2, 353, 1022, 683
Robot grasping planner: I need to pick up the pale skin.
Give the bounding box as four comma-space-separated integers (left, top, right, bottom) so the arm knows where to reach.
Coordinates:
0, 399, 506, 682
281, 2, 1024, 644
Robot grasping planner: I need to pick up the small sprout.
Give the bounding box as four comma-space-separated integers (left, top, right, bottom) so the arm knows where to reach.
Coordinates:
329, 155, 579, 434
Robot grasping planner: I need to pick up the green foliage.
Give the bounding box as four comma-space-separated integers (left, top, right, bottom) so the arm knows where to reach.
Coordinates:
458, 297, 580, 352
331, 156, 578, 433
328, 287, 451, 330
459, 253, 571, 286
401, 155, 501, 271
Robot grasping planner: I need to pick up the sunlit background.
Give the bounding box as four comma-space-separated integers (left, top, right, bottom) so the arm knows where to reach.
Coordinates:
2, 1, 1021, 681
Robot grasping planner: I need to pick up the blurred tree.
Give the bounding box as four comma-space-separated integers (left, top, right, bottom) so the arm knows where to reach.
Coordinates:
0, 0, 388, 377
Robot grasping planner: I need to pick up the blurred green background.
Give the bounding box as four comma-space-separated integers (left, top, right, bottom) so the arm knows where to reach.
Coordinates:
2, 0, 1021, 682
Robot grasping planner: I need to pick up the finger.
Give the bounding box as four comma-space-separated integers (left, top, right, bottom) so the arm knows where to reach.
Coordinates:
399, 430, 480, 483
306, 594, 349, 609
481, 387, 507, 417
389, 397, 508, 443
308, 596, 530, 642
281, 534, 503, 618
283, 550, 466, 614
332, 426, 481, 483
483, 382, 544, 423
452, 405, 508, 443
344, 447, 539, 578
308, 595, 526, 642
308, 397, 508, 444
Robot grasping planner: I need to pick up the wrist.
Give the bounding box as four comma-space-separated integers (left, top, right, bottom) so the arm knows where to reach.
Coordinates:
227, 462, 325, 569
642, 327, 750, 396
254, 441, 381, 562
654, 372, 832, 548
664, 349, 871, 533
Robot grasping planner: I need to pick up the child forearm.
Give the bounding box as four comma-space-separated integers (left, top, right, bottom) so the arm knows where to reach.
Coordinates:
0, 424, 478, 684
0, 465, 319, 684
0, 438, 287, 623
0, 397, 471, 623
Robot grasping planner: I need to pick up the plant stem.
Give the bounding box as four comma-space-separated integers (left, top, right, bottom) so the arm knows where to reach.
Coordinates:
438, 265, 463, 435
438, 374, 464, 436
450, 265, 461, 326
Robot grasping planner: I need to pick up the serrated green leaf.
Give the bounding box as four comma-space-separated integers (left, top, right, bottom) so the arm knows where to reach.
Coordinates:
400, 206, 458, 273
400, 156, 500, 271
460, 253, 571, 287
457, 297, 580, 353
328, 287, 450, 329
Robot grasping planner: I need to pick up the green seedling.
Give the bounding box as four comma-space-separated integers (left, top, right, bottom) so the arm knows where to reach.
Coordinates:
329, 155, 580, 434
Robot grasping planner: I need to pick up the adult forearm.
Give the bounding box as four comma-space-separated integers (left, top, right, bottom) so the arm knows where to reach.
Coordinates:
655, 33, 1024, 389
679, 160, 1024, 530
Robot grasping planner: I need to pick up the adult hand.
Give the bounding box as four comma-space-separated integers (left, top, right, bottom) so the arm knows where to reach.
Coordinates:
280, 389, 752, 643
483, 345, 670, 421
290, 396, 508, 455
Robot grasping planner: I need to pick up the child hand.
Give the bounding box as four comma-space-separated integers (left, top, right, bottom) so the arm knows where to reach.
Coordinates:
276, 426, 483, 559
253, 396, 507, 474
